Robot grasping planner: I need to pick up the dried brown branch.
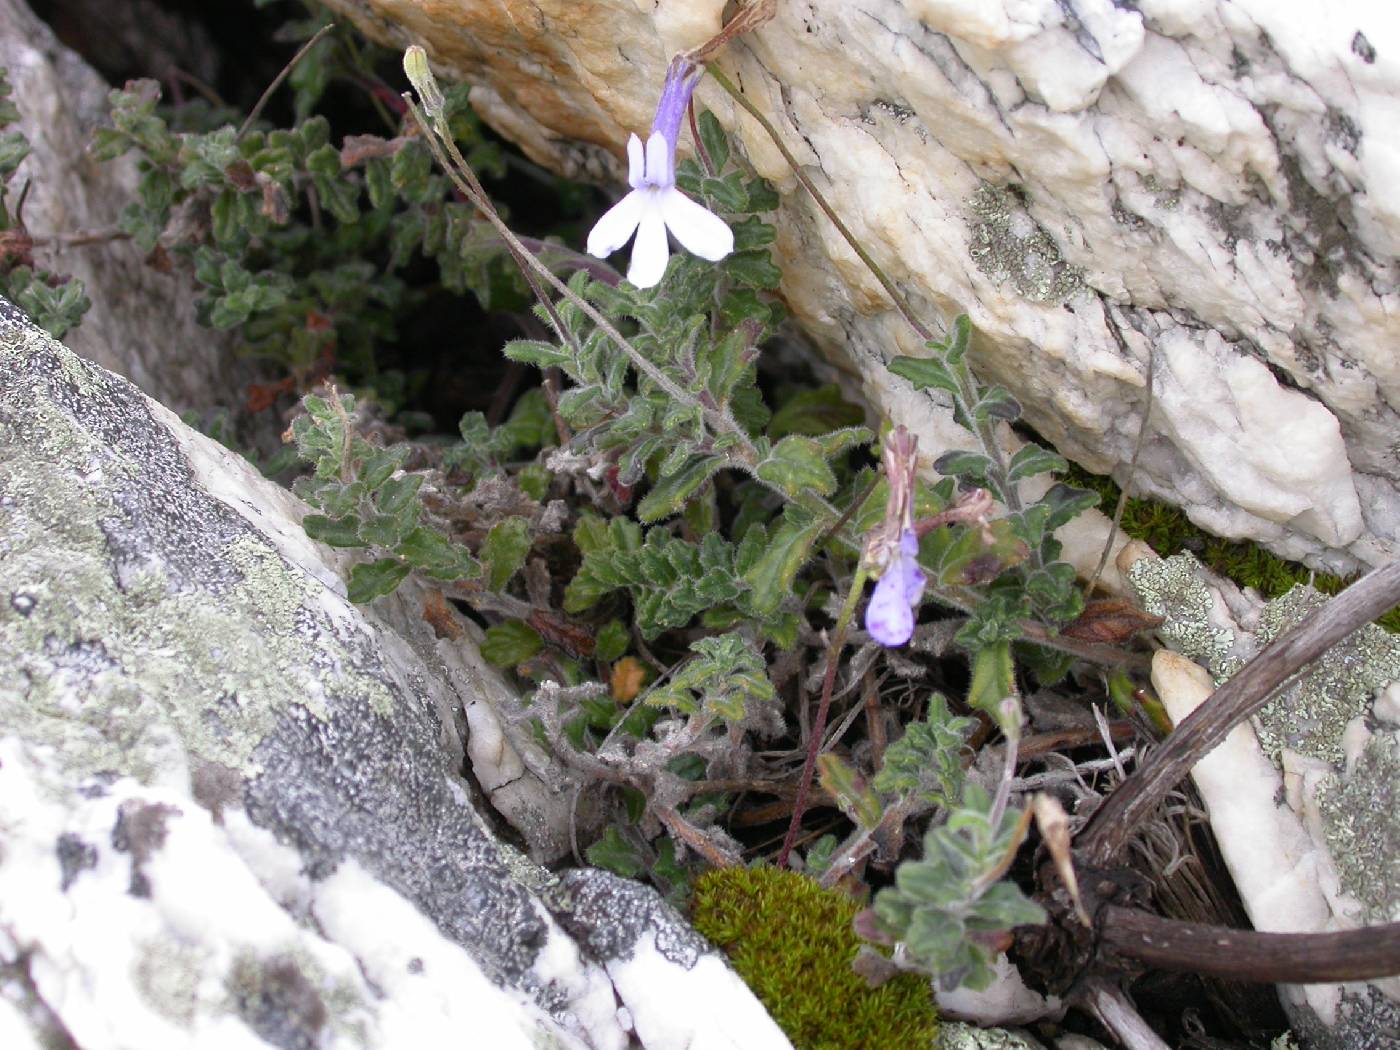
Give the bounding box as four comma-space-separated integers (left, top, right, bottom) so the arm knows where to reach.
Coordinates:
1077, 557, 1400, 866
1098, 906, 1400, 984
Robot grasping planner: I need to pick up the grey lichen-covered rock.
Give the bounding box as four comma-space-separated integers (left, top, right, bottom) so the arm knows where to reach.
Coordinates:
1125, 548, 1400, 1050
546, 869, 792, 1048
0, 300, 789, 1049
938, 1023, 1047, 1049
317, 0, 1400, 576
0, 0, 257, 414
936, 1023, 1108, 1050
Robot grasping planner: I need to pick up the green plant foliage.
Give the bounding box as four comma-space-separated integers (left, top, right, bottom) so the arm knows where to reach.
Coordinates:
870, 783, 1045, 992
565, 515, 786, 640
290, 390, 479, 598
263, 59, 1087, 1008
891, 316, 1097, 628
644, 633, 775, 723
3, 267, 91, 340
586, 825, 645, 878
690, 865, 939, 1050
0, 68, 91, 338
872, 694, 975, 807
481, 517, 531, 591
87, 55, 518, 383
480, 620, 543, 667
593, 620, 630, 662
496, 136, 827, 530
817, 753, 884, 831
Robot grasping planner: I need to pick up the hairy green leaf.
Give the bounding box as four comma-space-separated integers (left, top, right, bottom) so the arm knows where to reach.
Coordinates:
481, 518, 531, 591
756, 435, 838, 499
346, 557, 411, 603
301, 513, 365, 548
743, 510, 824, 616
480, 620, 543, 666
637, 454, 726, 523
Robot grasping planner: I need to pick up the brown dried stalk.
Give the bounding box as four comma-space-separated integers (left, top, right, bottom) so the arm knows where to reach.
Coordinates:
1098, 906, 1400, 984
1077, 557, 1400, 866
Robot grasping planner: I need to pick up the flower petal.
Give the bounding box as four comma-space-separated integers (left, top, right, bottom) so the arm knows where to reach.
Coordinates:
586, 190, 645, 259
627, 204, 670, 288
895, 529, 926, 604
866, 571, 915, 647
898, 554, 927, 605
626, 133, 645, 190
659, 189, 735, 262
645, 129, 672, 187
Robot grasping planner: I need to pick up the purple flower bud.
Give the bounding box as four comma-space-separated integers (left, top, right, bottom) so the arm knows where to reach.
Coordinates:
865, 528, 926, 647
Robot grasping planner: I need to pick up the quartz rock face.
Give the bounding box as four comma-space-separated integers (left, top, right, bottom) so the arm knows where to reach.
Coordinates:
318, 0, 1400, 575
0, 300, 790, 1050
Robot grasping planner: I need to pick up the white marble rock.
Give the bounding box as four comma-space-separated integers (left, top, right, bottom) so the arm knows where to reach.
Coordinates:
0, 299, 790, 1050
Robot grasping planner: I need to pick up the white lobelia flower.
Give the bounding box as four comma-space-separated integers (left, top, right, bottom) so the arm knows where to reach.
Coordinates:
585, 58, 734, 289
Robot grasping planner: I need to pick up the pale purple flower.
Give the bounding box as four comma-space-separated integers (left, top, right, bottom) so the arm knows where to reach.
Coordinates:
866, 527, 926, 646
586, 57, 734, 288
864, 427, 924, 647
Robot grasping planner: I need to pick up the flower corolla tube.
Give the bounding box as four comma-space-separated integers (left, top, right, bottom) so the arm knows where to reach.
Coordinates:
586, 57, 734, 288
865, 528, 926, 647
864, 427, 926, 647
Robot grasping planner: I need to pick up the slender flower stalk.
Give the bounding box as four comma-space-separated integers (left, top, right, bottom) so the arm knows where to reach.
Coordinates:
586, 56, 734, 288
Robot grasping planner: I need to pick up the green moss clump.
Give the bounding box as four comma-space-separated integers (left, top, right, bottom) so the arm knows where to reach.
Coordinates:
689, 865, 938, 1050
1065, 466, 1400, 632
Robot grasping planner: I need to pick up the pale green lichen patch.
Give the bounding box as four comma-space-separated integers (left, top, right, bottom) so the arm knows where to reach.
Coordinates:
967, 184, 1085, 304
939, 1023, 1042, 1049
1125, 552, 1236, 674
133, 938, 210, 1027
1124, 548, 1400, 925
0, 314, 400, 787
1314, 733, 1399, 925
1252, 587, 1400, 767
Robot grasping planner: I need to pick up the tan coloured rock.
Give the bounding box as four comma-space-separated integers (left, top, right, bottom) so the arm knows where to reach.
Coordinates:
320, 0, 1400, 576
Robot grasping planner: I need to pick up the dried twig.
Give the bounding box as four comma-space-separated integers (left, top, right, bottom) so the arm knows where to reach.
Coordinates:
1098, 906, 1400, 984
1077, 557, 1400, 865
239, 23, 337, 140
1075, 980, 1170, 1050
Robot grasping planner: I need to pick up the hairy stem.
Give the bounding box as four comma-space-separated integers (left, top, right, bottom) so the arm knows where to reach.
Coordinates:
404, 93, 716, 431
777, 564, 868, 868
239, 23, 337, 141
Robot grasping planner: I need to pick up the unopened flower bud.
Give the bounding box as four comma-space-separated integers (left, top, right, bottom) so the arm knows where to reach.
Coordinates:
403, 46, 445, 120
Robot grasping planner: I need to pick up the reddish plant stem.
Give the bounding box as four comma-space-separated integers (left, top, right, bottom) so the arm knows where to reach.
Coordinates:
687, 100, 716, 176
776, 575, 863, 868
